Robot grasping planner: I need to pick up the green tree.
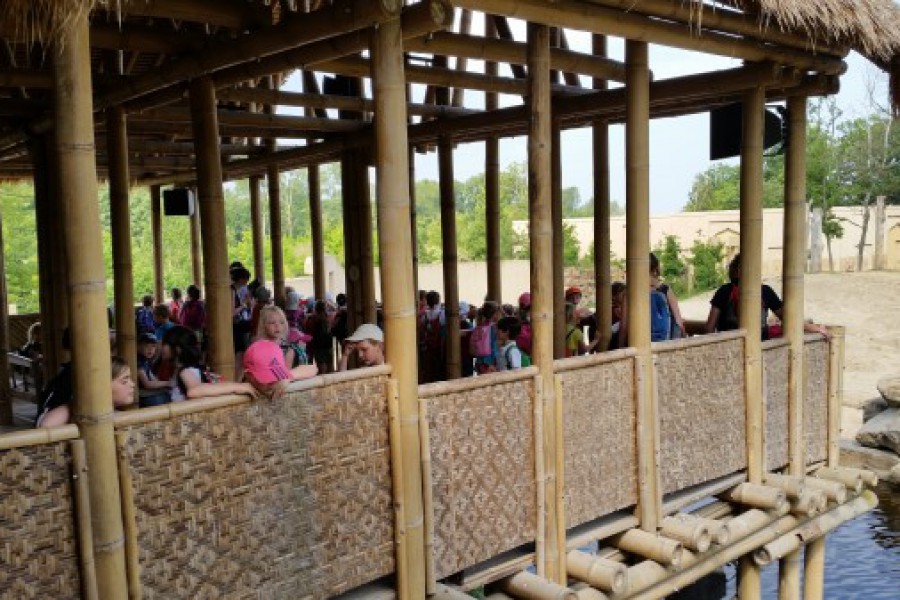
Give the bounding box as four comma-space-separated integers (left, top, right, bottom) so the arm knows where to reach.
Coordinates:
687, 238, 726, 293
653, 235, 686, 295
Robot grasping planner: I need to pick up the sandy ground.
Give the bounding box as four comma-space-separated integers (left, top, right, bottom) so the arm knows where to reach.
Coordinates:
679, 271, 900, 438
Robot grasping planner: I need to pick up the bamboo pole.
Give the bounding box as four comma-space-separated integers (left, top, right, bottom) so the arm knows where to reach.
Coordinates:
150, 185, 164, 303
115, 432, 142, 600
0, 205, 11, 425
446, 0, 845, 74
814, 467, 863, 495
625, 39, 659, 533
592, 34, 611, 354
498, 571, 577, 600
357, 151, 377, 325
53, 11, 128, 596
249, 175, 266, 286
341, 149, 361, 331
189, 202, 202, 288
485, 17, 502, 302
551, 123, 565, 359
71, 440, 99, 600
721, 483, 787, 512
610, 529, 683, 567
738, 84, 765, 600
409, 147, 419, 297
31, 136, 55, 380
371, 18, 425, 599
388, 380, 410, 600
803, 537, 826, 600
825, 326, 845, 467
189, 76, 233, 378
566, 550, 627, 594
659, 515, 712, 553
106, 106, 138, 402
265, 77, 285, 306
802, 476, 847, 504
528, 22, 561, 584
439, 135, 461, 379
309, 164, 326, 299
535, 373, 546, 578
418, 397, 435, 595
554, 374, 566, 579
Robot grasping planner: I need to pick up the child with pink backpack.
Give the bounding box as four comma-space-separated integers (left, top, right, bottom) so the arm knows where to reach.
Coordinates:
470, 301, 500, 374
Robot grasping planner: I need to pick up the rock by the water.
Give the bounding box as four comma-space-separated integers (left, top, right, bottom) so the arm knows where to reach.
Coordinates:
877, 375, 900, 408
856, 408, 900, 455
889, 463, 900, 485
840, 439, 900, 478
863, 397, 889, 422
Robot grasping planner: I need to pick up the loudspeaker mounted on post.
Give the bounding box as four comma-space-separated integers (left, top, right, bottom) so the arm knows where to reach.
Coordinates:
709, 102, 787, 160
163, 188, 195, 216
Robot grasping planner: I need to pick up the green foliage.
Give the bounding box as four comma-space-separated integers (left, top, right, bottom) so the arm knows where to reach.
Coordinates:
688, 238, 726, 292
562, 222, 580, 267
654, 235, 686, 295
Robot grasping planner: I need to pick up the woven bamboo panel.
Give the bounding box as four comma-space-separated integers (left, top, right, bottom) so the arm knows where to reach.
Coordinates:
656, 339, 747, 494
427, 378, 536, 579
0, 441, 81, 599
560, 358, 637, 529
804, 340, 829, 464
118, 373, 394, 599
8, 313, 39, 349
764, 345, 790, 471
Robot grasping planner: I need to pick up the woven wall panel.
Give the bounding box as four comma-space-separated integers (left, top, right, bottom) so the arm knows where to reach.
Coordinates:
804, 340, 830, 464
427, 378, 536, 579
561, 359, 637, 529
764, 345, 790, 471
657, 339, 747, 494
119, 374, 394, 600
0, 441, 81, 599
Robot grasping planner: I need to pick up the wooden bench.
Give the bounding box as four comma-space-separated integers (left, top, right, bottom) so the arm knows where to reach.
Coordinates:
8, 352, 42, 396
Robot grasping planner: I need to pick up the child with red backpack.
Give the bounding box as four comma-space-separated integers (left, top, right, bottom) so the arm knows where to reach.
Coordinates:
470, 301, 500, 374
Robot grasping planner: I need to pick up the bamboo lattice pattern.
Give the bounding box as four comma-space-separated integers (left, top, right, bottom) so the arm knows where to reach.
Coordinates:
427, 378, 537, 579
0, 441, 81, 599
656, 339, 747, 494
804, 339, 830, 464
764, 345, 790, 471
117, 374, 394, 599
560, 358, 637, 528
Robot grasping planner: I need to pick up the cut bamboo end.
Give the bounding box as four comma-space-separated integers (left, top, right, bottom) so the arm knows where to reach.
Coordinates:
609, 529, 683, 567
802, 476, 847, 503
431, 583, 477, 599
723, 508, 772, 543
497, 571, 577, 600
568, 582, 610, 600
828, 466, 878, 488
720, 482, 787, 512
660, 514, 712, 553
762, 473, 806, 500
790, 490, 826, 518
625, 560, 668, 593
565, 550, 626, 594
754, 533, 801, 566
694, 516, 731, 546
814, 466, 864, 493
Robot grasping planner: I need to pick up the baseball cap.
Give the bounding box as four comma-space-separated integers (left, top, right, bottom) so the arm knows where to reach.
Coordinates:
518, 292, 531, 308
138, 332, 158, 344
243, 340, 291, 384
346, 323, 384, 343
565, 286, 582, 298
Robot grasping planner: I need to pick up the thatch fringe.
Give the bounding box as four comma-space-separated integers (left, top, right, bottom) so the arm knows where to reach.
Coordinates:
891, 55, 900, 117
1, 0, 100, 46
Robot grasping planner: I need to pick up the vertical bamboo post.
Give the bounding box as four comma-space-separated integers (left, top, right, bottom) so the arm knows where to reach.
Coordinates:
803, 537, 826, 600
107, 106, 137, 398
31, 136, 53, 378
552, 123, 566, 359
341, 150, 361, 329
309, 165, 326, 298
150, 185, 164, 304
54, 11, 128, 596
485, 16, 502, 302
249, 175, 266, 286
626, 39, 659, 533
528, 22, 562, 583
0, 206, 11, 425
779, 95, 807, 600
738, 85, 765, 600
189, 76, 234, 378
189, 202, 202, 288
439, 135, 461, 379
265, 86, 285, 305
357, 152, 377, 324
115, 432, 142, 600
409, 148, 420, 297
71, 440, 99, 600
371, 18, 425, 599
826, 325, 845, 467
593, 34, 612, 352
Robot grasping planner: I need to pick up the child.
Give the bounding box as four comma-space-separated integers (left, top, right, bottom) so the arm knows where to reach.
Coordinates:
153, 304, 175, 341
161, 325, 257, 401
38, 356, 134, 428
497, 317, 524, 371
256, 305, 318, 372
650, 252, 686, 340
179, 284, 206, 340
243, 338, 318, 399
136, 333, 171, 408
472, 301, 500, 374
566, 302, 600, 357
136, 295, 155, 334
168, 288, 183, 323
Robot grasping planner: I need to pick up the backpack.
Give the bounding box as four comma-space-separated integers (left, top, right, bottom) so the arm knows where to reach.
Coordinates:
180, 300, 206, 331
422, 311, 443, 352
657, 284, 682, 339
506, 344, 532, 368
136, 306, 154, 334
650, 288, 671, 342
469, 324, 492, 358
516, 322, 533, 356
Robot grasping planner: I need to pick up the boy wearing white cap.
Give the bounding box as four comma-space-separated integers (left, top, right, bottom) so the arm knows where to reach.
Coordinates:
339, 324, 385, 370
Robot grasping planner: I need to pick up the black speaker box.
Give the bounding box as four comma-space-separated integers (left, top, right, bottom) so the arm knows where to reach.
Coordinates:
709, 103, 786, 160
163, 188, 195, 216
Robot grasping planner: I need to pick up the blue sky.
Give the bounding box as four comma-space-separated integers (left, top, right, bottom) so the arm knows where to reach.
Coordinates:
283, 14, 892, 216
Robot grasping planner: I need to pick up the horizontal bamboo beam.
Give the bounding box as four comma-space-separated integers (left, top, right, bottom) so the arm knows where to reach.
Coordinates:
447, 0, 846, 74
316, 55, 589, 96
581, 0, 848, 56
88, 23, 204, 54
97, 0, 274, 30
0, 69, 54, 89
215, 87, 475, 118
99, 139, 268, 156
130, 107, 365, 132
123, 119, 328, 139
405, 31, 627, 82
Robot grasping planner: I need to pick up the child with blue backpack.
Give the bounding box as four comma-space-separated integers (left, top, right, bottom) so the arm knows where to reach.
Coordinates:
649, 252, 686, 342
